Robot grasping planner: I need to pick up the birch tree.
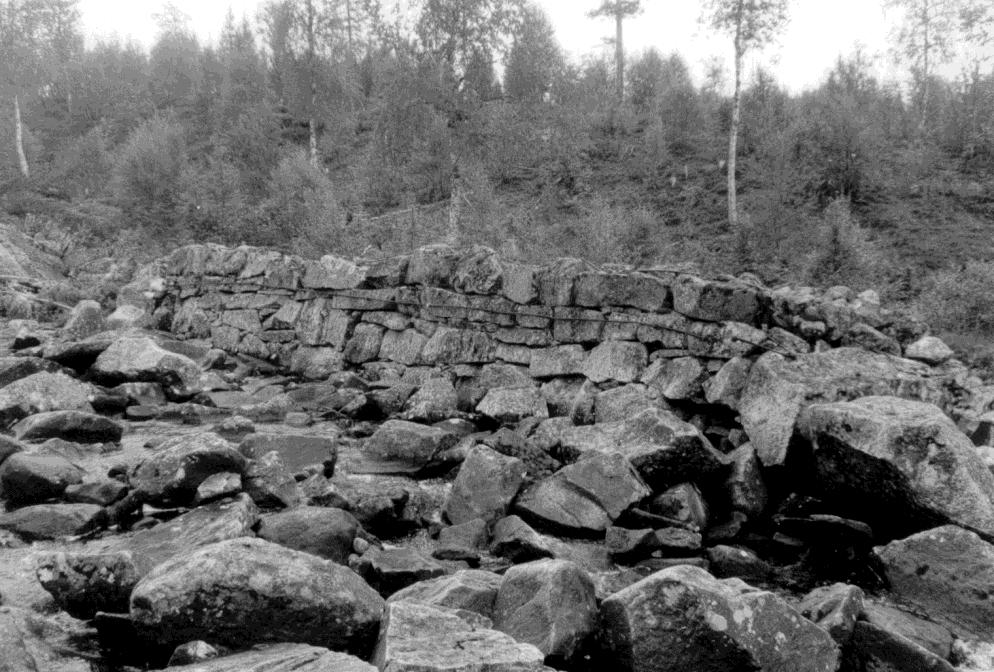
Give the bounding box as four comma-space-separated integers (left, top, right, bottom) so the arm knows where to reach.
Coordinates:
260, 0, 347, 166
886, 0, 962, 133
703, 0, 789, 230
0, 0, 81, 180
412, 0, 524, 243
887, 0, 991, 134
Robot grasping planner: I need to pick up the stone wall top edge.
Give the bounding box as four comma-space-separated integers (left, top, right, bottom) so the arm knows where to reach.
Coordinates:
157, 242, 926, 346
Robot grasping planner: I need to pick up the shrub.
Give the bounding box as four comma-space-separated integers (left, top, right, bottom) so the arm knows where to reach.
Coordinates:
49, 125, 114, 199
801, 198, 887, 289
916, 261, 994, 336
178, 155, 253, 243
217, 104, 282, 201
260, 150, 345, 256
112, 115, 189, 238
535, 199, 661, 266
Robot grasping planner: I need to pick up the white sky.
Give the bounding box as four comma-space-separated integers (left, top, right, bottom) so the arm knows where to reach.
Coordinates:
78, 0, 987, 93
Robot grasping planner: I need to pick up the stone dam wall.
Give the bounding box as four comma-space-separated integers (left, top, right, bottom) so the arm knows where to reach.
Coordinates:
156, 242, 929, 379
151, 242, 975, 472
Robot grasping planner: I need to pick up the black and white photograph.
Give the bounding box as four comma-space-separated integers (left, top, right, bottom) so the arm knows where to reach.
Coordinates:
1, 1, 994, 670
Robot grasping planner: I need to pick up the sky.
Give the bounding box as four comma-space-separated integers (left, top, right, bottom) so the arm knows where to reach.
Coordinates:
77, 0, 982, 93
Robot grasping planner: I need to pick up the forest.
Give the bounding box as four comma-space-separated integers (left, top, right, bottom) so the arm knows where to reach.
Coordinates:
3, 0, 994, 354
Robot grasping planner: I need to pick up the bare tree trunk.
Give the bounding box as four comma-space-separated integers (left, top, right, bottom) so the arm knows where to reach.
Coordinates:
14, 95, 29, 179
615, 10, 624, 103
727, 14, 743, 230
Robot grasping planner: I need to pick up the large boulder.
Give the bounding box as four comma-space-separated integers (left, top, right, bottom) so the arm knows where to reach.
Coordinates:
904, 336, 954, 365
846, 621, 956, 672
372, 600, 549, 672
599, 565, 839, 672
164, 643, 376, 671
238, 434, 336, 475
863, 600, 953, 660
421, 327, 496, 365
0, 435, 24, 468
351, 546, 448, 597
257, 506, 360, 564
553, 408, 726, 490
0, 502, 102, 540
344, 323, 385, 364
444, 445, 526, 526
0, 371, 94, 427
105, 304, 146, 330
593, 384, 663, 423
402, 377, 459, 423
644, 356, 707, 401
491, 515, 554, 563
130, 537, 384, 656
573, 271, 670, 312
876, 525, 994, 641
11, 410, 122, 444
493, 559, 598, 662
798, 583, 865, 645
130, 432, 248, 506
530, 345, 587, 378
62, 299, 105, 339
703, 357, 752, 409
740, 349, 949, 466
672, 275, 760, 323
242, 450, 303, 509
302, 254, 368, 289
725, 444, 768, 517
476, 386, 548, 424
514, 452, 650, 536
0, 356, 63, 388
0, 608, 37, 672
92, 336, 203, 398
405, 244, 460, 287
581, 341, 648, 384
36, 495, 258, 619
799, 396, 994, 539
358, 420, 460, 476
0, 452, 83, 505
387, 570, 502, 618
452, 246, 504, 295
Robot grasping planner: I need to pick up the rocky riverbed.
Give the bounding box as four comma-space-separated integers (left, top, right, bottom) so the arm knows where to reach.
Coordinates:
2, 249, 994, 671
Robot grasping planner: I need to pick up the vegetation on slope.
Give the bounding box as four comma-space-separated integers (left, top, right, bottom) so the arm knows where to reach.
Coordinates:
1, 0, 994, 357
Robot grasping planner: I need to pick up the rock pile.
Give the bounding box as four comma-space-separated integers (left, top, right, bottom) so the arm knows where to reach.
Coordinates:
0, 243, 992, 671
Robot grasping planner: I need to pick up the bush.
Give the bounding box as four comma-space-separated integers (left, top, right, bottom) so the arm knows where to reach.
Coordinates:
260, 150, 345, 256
801, 198, 887, 289
178, 154, 253, 243
448, 157, 501, 248
49, 125, 114, 199
534, 199, 662, 266
112, 115, 189, 237
917, 261, 994, 336
217, 104, 282, 201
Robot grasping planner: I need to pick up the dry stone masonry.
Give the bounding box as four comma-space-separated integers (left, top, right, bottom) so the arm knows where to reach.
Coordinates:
4, 242, 994, 671
152, 242, 974, 468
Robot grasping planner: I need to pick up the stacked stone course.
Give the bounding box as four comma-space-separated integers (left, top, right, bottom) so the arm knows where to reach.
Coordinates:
158, 242, 926, 380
